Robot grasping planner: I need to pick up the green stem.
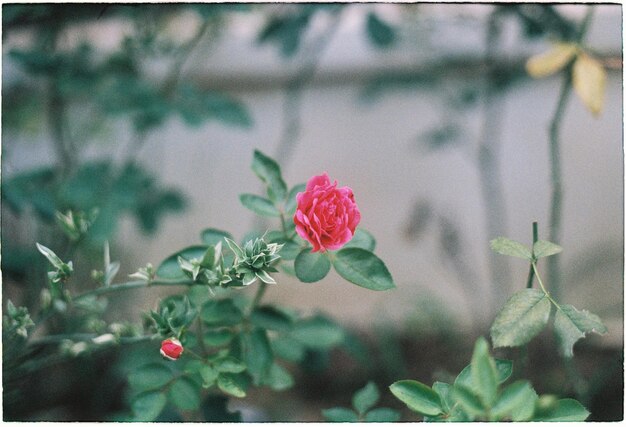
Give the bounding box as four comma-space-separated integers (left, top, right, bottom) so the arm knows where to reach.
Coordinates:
526, 222, 539, 288
28, 333, 155, 347
531, 262, 559, 308
248, 282, 268, 316
73, 278, 195, 301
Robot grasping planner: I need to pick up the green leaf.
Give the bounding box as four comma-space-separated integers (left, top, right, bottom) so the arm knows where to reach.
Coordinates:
251, 149, 287, 203
203, 329, 235, 347
35, 243, 64, 270
271, 335, 306, 362
263, 362, 294, 391
490, 289, 551, 348
168, 376, 201, 411
492, 380, 538, 421
470, 337, 498, 407
366, 12, 396, 48
451, 384, 484, 418
294, 249, 331, 283
201, 299, 243, 326
131, 391, 167, 421
389, 380, 443, 417
365, 408, 401, 422
341, 228, 376, 252
322, 407, 359, 422
332, 248, 395, 291
532, 240, 563, 259
200, 228, 233, 246
533, 398, 589, 421
455, 359, 513, 390
352, 381, 380, 415
250, 305, 293, 332
241, 328, 273, 385
128, 363, 172, 391
489, 237, 532, 260
239, 193, 281, 217
291, 316, 345, 350
285, 183, 306, 215
276, 240, 301, 261
214, 356, 247, 374
217, 372, 249, 398
554, 304, 607, 358
156, 245, 208, 279
199, 365, 219, 388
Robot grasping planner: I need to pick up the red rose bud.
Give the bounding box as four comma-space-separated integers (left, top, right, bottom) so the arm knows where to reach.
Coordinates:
160, 337, 183, 360
294, 173, 361, 252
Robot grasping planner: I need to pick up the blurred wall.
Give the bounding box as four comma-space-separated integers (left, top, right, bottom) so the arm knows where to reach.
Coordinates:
3, 4, 622, 343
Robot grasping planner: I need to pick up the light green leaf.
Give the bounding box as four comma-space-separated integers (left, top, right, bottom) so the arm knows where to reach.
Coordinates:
131, 391, 167, 421
573, 53, 606, 116
526, 43, 578, 78
200, 228, 233, 246
533, 240, 563, 259
533, 398, 590, 421
168, 376, 201, 411
554, 304, 607, 358
128, 363, 172, 391
332, 248, 395, 291
365, 407, 401, 422
294, 249, 331, 283
341, 228, 376, 252
470, 337, 498, 407
389, 380, 443, 417
263, 362, 294, 391
489, 237, 532, 260
322, 407, 359, 422
492, 380, 538, 421
352, 381, 380, 415
199, 365, 219, 388
252, 149, 287, 203
490, 289, 551, 348
239, 193, 281, 217
36, 243, 65, 269
291, 316, 345, 350
450, 384, 484, 418
455, 359, 513, 391
156, 245, 208, 279
217, 373, 248, 398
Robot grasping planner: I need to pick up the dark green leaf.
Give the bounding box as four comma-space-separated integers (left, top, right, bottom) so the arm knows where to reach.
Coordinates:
203, 329, 235, 347
332, 248, 395, 291
131, 391, 167, 421
490, 289, 551, 348
276, 240, 302, 261
201, 394, 242, 421
271, 335, 306, 362
200, 228, 233, 246
322, 407, 359, 422
241, 328, 273, 385
353, 381, 380, 415
201, 299, 243, 326
291, 316, 345, 349
389, 380, 443, 416
156, 245, 208, 279
250, 305, 293, 332
366, 13, 396, 48
128, 363, 172, 391
168, 376, 201, 411
294, 249, 331, 283
263, 362, 294, 391
214, 356, 247, 374
365, 408, 401, 422
239, 193, 281, 217
554, 304, 607, 358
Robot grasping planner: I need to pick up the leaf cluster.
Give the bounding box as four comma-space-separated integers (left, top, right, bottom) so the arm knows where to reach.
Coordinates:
390, 337, 590, 422
323, 381, 401, 422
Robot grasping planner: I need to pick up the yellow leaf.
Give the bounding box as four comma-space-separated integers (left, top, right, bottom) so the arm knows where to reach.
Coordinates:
526, 43, 578, 78
572, 53, 607, 116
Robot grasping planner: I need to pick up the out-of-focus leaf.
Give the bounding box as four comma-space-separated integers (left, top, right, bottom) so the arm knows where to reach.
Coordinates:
572, 53, 606, 116
526, 43, 577, 78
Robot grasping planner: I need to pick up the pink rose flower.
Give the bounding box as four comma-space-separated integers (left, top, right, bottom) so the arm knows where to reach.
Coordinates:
294, 173, 361, 252
160, 337, 184, 360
